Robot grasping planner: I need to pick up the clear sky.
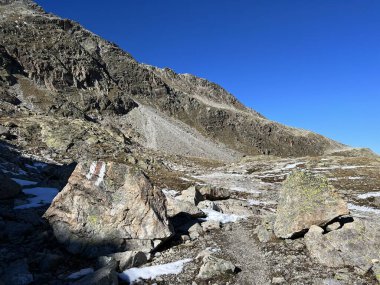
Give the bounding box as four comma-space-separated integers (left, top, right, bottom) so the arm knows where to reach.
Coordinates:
35, 0, 380, 154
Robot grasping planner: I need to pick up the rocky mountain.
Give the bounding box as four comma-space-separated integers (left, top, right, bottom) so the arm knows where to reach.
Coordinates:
0, 0, 344, 161
1, 1, 379, 285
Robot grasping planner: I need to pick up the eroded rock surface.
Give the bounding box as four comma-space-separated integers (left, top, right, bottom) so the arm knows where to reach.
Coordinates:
305, 219, 380, 274
44, 161, 173, 256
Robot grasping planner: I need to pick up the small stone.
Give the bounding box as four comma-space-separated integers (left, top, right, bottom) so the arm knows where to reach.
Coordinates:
197, 255, 236, 280
326, 222, 341, 232
198, 185, 230, 200
110, 251, 147, 271
72, 266, 118, 285
272, 276, 286, 284
188, 223, 203, 240
181, 235, 190, 242
202, 220, 221, 232
177, 186, 203, 205
224, 224, 233, 231
197, 200, 221, 212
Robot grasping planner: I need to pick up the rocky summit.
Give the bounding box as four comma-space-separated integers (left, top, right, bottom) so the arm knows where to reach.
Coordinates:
0, 0, 379, 284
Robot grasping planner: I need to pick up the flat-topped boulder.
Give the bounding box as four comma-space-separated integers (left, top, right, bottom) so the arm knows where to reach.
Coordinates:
44, 161, 174, 257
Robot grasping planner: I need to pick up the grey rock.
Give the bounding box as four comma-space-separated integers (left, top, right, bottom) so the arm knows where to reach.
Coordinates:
198, 185, 230, 201
372, 262, 380, 283
177, 186, 203, 205
201, 220, 221, 232
274, 171, 349, 238
44, 161, 173, 257
197, 200, 222, 212
326, 222, 341, 232
72, 266, 118, 285
109, 251, 147, 271
305, 219, 380, 274
188, 223, 203, 240
166, 196, 205, 218
197, 255, 236, 280
256, 214, 276, 243
272, 276, 286, 284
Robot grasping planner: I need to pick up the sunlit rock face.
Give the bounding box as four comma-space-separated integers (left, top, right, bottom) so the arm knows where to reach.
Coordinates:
274, 171, 349, 238
44, 161, 174, 257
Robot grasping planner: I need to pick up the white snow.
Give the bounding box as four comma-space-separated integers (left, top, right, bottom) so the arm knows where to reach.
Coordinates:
348, 203, 380, 215
230, 186, 261, 194
26, 162, 47, 170
119, 258, 192, 283
180, 177, 192, 182
283, 162, 304, 170
357, 192, 380, 199
14, 187, 58, 209
162, 188, 180, 197
11, 178, 38, 186
348, 176, 364, 180
95, 162, 106, 186
247, 199, 270, 206
33, 162, 47, 168
200, 208, 246, 224
86, 162, 97, 180
67, 268, 94, 279
328, 178, 338, 181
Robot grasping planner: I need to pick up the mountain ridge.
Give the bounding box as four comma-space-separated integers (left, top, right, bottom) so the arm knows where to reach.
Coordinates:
0, 0, 345, 159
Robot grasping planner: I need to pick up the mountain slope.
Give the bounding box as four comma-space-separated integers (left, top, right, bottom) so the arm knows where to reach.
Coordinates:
0, 0, 343, 159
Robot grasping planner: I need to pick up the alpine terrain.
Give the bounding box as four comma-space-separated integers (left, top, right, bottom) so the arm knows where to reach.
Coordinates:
0, 1, 379, 284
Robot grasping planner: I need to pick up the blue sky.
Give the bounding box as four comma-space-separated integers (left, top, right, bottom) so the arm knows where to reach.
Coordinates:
36, 0, 380, 154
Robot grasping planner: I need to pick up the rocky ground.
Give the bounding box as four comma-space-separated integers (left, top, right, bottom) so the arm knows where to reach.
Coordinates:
1, 137, 379, 284
1, 1, 380, 285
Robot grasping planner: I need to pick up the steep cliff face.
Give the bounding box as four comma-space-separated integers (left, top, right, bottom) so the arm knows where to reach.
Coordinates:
0, 0, 343, 158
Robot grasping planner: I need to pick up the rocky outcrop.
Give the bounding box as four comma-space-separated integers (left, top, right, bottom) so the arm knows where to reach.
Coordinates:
274, 171, 349, 238
44, 161, 174, 257
305, 219, 380, 275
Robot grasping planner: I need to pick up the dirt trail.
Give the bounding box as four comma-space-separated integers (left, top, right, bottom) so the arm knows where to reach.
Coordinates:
220, 221, 271, 285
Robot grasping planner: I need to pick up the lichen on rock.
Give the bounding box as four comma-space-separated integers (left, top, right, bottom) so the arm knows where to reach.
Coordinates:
274, 171, 349, 238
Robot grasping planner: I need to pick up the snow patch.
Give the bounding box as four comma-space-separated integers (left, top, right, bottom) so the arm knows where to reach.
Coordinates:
162, 188, 180, 197
14, 187, 58, 209
200, 208, 246, 224
348, 176, 364, 180
348, 203, 380, 215
11, 178, 38, 186
283, 162, 304, 170
67, 268, 94, 279
86, 162, 97, 180
119, 258, 192, 283
247, 199, 270, 206
230, 186, 261, 194
357, 192, 380, 199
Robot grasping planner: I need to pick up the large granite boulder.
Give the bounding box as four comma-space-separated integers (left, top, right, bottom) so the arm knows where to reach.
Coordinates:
274, 171, 349, 238
44, 161, 174, 257
305, 219, 380, 275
